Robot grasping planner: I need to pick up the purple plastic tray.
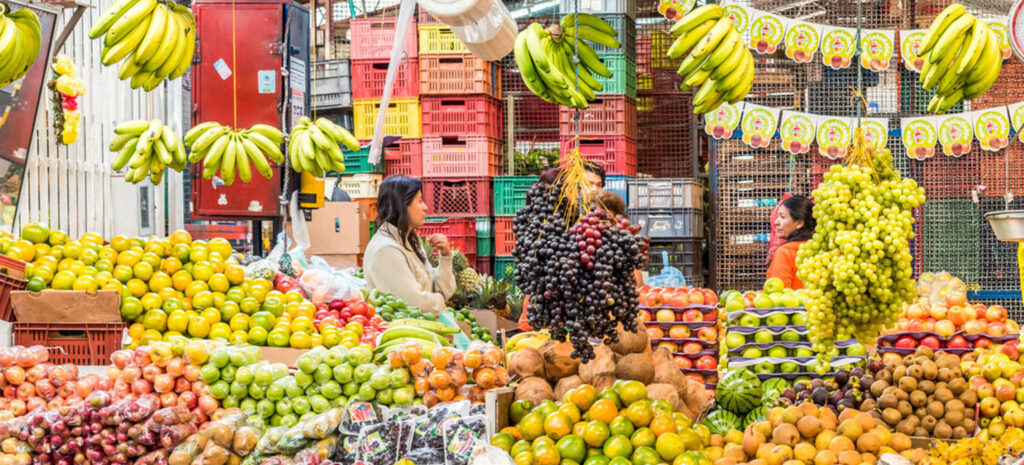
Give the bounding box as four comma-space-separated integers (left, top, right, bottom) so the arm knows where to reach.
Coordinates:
879, 330, 1020, 344
726, 325, 809, 334
650, 337, 718, 347
643, 320, 717, 329
672, 350, 718, 358
877, 346, 975, 355
640, 304, 718, 313
679, 368, 717, 376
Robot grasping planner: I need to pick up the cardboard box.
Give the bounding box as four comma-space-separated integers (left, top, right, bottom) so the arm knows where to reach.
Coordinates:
11, 290, 121, 323
288, 201, 371, 256
260, 347, 310, 368
468, 309, 519, 340
316, 254, 363, 270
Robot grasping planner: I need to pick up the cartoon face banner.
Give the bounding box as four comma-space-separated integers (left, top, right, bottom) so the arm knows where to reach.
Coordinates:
703, 102, 743, 140
987, 20, 1013, 60
860, 29, 895, 71
740, 103, 779, 148
779, 111, 816, 154
901, 116, 939, 160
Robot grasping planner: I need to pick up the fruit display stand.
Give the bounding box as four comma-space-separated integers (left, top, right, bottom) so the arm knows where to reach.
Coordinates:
637, 287, 722, 393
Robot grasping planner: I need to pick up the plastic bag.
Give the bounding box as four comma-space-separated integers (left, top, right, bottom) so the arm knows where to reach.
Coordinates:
471, 444, 516, 465
408, 401, 471, 458
299, 409, 343, 439
256, 427, 289, 455
356, 420, 410, 465
293, 437, 338, 465
339, 400, 382, 435
441, 415, 487, 465
299, 267, 362, 305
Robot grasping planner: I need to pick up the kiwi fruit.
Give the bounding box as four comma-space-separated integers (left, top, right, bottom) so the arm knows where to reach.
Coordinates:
945, 399, 965, 413
937, 367, 954, 383
962, 418, 976, 432
909, 390, 927, 408
897, 401, 913, 418
881, 408, 901, 426
921, 415, 937, 433
896, 389, 910, 402
877, 370, 892, 384
952, 426, 968, 439
907, 365, 923, 380
860, 399, 878, 413
933, 421, 952, 439
914, 407, 927, 419
914, 427, 929, 437
926, 401, 944, 419
934, 387, 953, 403
947, 378, 966, 395
893, 365, 907, 380
899, 377, 918, 393
878, 394, 898, 410
907, 415, 920, 427
895, 420, 915, 435
918, 380, 935, 395
958, 390, 977, 408
945, 408, 964, 427
915, 346, 934, 358
870, 380, 889, 397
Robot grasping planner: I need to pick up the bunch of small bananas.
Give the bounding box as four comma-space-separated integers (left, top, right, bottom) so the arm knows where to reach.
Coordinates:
667, 4, 754, 114
287, 117, 360, 176
512, 14, 620, 109
919, 3, 1002, 114
184, 123, 284, 185
89, 0, 195, 91
110, 119, 186, 185
0, 4, 41, 87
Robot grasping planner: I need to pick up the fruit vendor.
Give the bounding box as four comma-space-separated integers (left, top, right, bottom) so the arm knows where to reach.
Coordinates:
363, 176, 456, 314
766, 195, 816, 289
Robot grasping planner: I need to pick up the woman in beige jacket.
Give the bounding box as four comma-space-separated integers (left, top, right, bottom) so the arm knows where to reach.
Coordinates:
363, 176, 456, 314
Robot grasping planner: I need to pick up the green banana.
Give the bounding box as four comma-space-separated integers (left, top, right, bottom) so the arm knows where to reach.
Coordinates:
524, 23, 551, 73
564, 26, 619, 49
89, 0, 142, 39
560, 13, 617, 37
245, 131, 285, 163
108, 133, 136, 151
250, 124, 284, 144
185, 122, 219, 145
513, 30, 552, 99
929, 13, 974, 63
918, 3, 966, 56
667, 19, 715, 59
574, 40, 610, 78
388, 319, 460, 335
111, 137, 140, 171
378, 326, 451, 346
241, 136, 274, 179
115, 120, 150, 135
670, 4, 724, 36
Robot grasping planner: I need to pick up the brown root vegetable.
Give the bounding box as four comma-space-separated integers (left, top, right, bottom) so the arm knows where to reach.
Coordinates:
616, 352, 655, 384
515, 376, 555, 404
541, 341, 580, 383
554, 375, 585, 400
508, 348, 546, 380
647, 383, 686, 412
579, 344, 616, 384
609, 318, 650, 355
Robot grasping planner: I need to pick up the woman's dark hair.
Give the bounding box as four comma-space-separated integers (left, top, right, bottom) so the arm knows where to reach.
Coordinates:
377, 176, 426, 262
781, 195, 816, 242
537, 162, 606, 187
597, 191, 626, 217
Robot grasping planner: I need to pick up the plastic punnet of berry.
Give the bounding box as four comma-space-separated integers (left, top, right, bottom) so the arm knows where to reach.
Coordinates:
512, 176, 649, 362
796, 129, 925, 371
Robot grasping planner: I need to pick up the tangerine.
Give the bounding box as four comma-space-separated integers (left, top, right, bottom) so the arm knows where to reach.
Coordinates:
571, 384, 598, 411
588, 399, 619, 424
544, 412, 573, 440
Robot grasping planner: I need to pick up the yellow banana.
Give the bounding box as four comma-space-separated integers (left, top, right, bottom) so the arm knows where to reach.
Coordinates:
956, 21, 987, 75
918, 3, 966, 56
89, 0, 142, 39
184, 122, 220, 145
156, 15, 186, 78
249, 124, 284, 144
241, 135, 274, 179
143, 10, 179, 72
560, 13, 616, 37
245, 131, 284, 163
102, 14, 152, 66
115, 120, 150, 135
234, 136, 252, 183
104, 0, 157, 47
929, 13, 974, 63
135, 4, 167, 65
111, 137, 140, 171
203, 133, 231, 169
220, 135, 238, 185
670, 4, 724, 36
684, 16, 734, 66
667, 19, 715, 60
709, 36, 745, 80
701, 28, 740, 72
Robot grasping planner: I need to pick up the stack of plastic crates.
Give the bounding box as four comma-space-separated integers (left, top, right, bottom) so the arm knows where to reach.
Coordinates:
627, 178, 705, 286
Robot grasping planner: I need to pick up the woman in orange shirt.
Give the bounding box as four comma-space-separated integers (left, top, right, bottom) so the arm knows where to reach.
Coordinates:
767, 195, 816, 290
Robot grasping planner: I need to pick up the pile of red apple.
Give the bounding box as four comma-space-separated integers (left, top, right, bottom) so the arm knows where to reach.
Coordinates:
881, 291, 1020, 352
637, 286, 719, 309
0, 346, 100, 420
637, 286, 721, 386
313, 298, 387, 345
106, 344, 219, 427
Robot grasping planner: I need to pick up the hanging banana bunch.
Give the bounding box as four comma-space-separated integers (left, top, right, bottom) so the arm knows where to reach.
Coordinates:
667, 4, 754, 114
89, 0, 196, 91
918, 3, 1002, 114
512, 14, 621, 109
109, 119, 186, 185
0, 4, 42, 87
183, 123, 284, 185
287, 117, 360, 176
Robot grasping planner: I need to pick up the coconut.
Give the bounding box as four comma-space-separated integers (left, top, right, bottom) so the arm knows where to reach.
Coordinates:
515, 376, 555, 404
609, 318, 651, 355
554, 375, 585, 400
615, 352, 655, 384
508, 348, 546, 380
541, 341, 580, 383
579, 344, 616, 384
647, 383, 686, 412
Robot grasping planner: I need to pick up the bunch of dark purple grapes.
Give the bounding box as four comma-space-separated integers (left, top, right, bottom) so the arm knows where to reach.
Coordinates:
512, 179, 649, 361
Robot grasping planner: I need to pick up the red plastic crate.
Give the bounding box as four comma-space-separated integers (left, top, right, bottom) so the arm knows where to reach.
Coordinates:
421, 96, 502, 138
422, 136, 503, 177
559, 95, 637, 138
560, 135, 638, 176
350, 17, 418, 60
185, 223, 249, 241
383, 138, 423, 178
0, 255, 27, 280
419, 217, 477, 257
494, 216, 515, 256
0, 274, 25, 322
422, 177, 492, 216
351, 58, 419, 100
419, 53, 501, 98
475, 256, 492, 276
13, 323, 125, 365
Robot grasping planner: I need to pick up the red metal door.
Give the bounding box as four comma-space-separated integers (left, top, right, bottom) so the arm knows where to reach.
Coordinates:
191, 1, 284, 219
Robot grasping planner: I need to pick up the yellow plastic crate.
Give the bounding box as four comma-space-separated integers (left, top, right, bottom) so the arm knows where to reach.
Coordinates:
418, 24, 466, 54
353, 98, 422, 140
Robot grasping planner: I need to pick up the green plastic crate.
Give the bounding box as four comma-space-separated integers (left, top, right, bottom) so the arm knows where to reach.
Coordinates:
493, 176, 538, 216
494, 256, 516, 281
477, 217, 493, 256
593, 54, 636, 99
333, 147, 384, 175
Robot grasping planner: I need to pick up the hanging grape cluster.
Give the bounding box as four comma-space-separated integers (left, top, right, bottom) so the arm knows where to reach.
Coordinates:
513, 180, 649, 361
796, 148, 925, 369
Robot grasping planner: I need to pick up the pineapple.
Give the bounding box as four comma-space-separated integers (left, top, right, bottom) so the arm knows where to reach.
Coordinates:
452, 251, 469, 272
457, 267, 482, 290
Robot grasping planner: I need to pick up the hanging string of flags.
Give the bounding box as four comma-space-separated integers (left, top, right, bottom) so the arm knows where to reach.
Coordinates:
722, 4, 1013, 72
704, 102, 1024, 161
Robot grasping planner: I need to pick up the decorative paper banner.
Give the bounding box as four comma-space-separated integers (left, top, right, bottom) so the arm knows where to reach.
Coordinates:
821, 26, 857, 69
988, 20, 1013, 60
860, 29, 895, 71
815, 115, 854, 159
937, 114, 974, 156
859, 117, 889, 150
725, 5, 749, 34
971, 107, 1011, 152
901, 116, 939, 160
1009, 102, 1024, 142
780, 111, 816, 154
900, 29, 927, 72
657, 0, 697, 21
783, 19, 820, 63
747, 9, 784, 55
703, 102, 743, 140
740, 103, 780, 148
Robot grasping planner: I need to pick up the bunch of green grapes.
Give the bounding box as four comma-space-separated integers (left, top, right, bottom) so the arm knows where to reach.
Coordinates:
796, 149, 925, 370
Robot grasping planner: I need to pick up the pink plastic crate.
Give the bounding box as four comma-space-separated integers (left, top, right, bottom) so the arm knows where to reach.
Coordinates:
383, 139, 423, 178
419, 53, 501, 98
422, 136, 503, 177
351, 58, 419, 99
422, 177, 492, 216
350, 17, 418, 60
559, 95, 637, 138
494, 216, 515, 256
421, 96, 502, 138
560, 135, 638, 176
418, 217, 477, 257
